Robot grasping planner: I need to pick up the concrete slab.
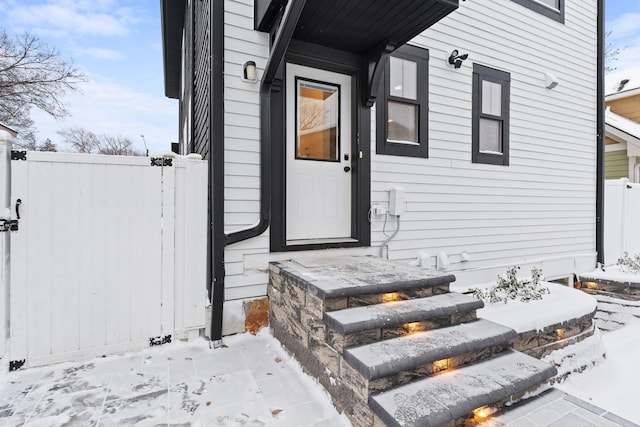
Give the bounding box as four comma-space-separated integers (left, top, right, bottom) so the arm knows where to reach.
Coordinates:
0, 331, 634, 427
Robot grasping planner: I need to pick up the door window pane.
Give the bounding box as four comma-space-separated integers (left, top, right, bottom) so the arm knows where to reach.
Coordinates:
479, 118, 502, 153
389, 57, 417, 100
482, 80, 501, 116
387, 101, 418, 145
296, 79, 339, 161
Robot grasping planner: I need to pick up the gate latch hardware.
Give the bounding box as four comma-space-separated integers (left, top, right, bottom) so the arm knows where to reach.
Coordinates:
0, 219, 18, 232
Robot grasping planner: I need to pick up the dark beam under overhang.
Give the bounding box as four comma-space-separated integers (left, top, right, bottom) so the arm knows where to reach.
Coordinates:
161, 0, 186, 99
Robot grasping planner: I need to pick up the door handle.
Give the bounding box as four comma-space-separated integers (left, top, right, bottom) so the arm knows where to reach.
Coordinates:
16, 198, 21, 219
344, 166, 351, 172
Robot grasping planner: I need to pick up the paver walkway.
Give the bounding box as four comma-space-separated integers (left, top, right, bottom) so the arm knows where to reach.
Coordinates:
0, 330, 635, 426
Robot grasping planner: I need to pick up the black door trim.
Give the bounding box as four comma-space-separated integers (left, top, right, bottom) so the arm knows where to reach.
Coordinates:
270, 40, 371, 252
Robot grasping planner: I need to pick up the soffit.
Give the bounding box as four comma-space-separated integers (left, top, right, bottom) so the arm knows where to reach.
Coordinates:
259, 0, 459, 56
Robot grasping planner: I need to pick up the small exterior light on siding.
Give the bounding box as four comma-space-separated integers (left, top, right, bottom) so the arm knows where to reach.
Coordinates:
242, 61, 257, 83
447, 49, 468, 69
545, 72, 559, 89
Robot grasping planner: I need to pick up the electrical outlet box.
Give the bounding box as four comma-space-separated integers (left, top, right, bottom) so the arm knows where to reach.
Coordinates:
389, 187, 405, 216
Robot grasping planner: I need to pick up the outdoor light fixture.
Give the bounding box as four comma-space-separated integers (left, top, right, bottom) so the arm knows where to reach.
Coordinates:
545, 72, 559, 89
403, 322, 423, 334
584, 281, 598, 289
432, 359, 449, 372
382, 292, 399, 303
242, 61, 257, 82
448, 50, 468, 69
140, 134, 149, 157
472, 406, 496, 421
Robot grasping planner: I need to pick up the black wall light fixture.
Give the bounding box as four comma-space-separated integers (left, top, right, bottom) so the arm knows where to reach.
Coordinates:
448, 50, 468, 69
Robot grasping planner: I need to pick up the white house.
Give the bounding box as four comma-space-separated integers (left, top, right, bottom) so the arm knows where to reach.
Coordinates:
161, 0, 603, 340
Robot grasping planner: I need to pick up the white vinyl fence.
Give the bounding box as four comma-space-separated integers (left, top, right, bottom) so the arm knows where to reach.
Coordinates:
604, 179, 640, 265
7, 151, 207, 368
0, 131, 13, 361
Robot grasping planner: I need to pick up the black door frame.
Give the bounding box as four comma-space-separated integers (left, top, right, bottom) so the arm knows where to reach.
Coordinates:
270, 40, 371, 252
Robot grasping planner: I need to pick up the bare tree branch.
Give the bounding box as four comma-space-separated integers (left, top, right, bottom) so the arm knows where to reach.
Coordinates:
0, 27, 86, 147
58, 126, 142, 156
605, 30, 624, 73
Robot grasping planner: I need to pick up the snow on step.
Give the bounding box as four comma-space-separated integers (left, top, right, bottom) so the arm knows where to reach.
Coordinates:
324, 293, 483, 334
369, 350, 557, 427
275, 257, 455, 299
344, 319, 516, 380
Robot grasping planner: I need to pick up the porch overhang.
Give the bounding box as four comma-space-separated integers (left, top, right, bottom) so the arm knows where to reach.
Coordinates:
255, 0, 459, 56
161, 0, 186, 100
255, 0, 459, 106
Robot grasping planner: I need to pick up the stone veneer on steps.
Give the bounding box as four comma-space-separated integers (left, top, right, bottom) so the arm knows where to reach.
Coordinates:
268, 256, 557, 427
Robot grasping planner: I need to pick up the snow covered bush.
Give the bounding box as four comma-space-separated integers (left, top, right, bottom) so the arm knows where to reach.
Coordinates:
616, 252, 640, 274
471, 266, 550, 304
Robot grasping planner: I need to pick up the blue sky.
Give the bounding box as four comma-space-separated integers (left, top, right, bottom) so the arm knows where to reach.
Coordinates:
606, 0, 640, 72
0, 0, 176, 153
0, 1, 637, 152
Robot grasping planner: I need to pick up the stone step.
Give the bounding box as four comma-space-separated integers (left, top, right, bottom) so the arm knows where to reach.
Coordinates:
344, 319, 517, 380
271, 257, 455, 311
324, 293, 483, 335
369, 349, 557, 427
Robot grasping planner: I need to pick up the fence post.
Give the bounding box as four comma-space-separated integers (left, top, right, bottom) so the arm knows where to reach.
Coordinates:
0, 130, 13, 359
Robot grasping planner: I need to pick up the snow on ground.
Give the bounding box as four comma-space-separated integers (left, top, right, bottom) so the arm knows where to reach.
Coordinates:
472, 282, 597, 333
556, 319, 640, 425
0, 328, 351, 427
542, 328, 606, 382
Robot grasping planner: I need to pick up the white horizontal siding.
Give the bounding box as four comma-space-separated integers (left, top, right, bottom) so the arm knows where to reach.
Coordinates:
371, 0, 597, 279
222, 0, 598, 300
224, 0, 268, 240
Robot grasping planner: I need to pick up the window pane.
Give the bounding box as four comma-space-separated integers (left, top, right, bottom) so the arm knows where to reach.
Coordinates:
388, 101, 418, 144
479, 118, 502, 153
535, 0, 560, 9
482, 80, 501, 116
296, 80, 339, 161
389, 57, 417, 100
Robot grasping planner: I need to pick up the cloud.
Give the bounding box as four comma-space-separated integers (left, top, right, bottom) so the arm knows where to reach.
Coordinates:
8, 1, 140, 38
31, 78, 178, 153
76, 47, 125, 61
607, 12, 640, 41
610, 41, 640, 72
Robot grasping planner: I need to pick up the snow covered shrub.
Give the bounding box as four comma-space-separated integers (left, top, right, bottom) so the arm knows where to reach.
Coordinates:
471, 266, 550, 304
616, 252, 640, 274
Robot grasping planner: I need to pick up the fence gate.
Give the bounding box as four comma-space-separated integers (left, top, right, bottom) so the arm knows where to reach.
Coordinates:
604, 179, 640, 265
8, 151, 207, 369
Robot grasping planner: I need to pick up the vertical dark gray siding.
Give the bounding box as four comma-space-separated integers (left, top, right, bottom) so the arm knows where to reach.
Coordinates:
193, 0, 211, 159
180, 0, 193, 154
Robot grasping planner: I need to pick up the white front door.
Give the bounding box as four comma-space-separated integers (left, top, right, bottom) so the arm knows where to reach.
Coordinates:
286, 64, 352, 243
